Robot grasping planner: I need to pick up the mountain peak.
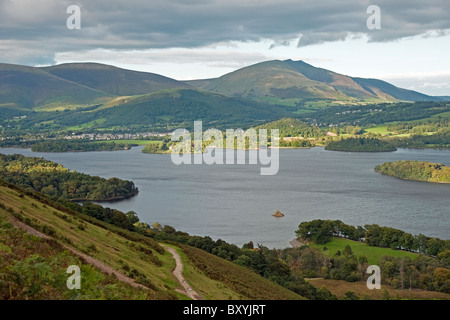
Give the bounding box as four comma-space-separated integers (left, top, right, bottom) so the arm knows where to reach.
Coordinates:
187, 59, 439, 102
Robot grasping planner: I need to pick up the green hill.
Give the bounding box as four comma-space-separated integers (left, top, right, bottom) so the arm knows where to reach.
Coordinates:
0, 63, 113, 111
42, 63, 191, 96
188, 60, 347, 101
187, 59, 440, 104
46, 88, 290, 130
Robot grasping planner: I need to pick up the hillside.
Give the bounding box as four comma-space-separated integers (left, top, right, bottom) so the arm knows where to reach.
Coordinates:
42, 63, 191, 96
0, 179, 305, 300
38, 88, 290, 130
187, 59, 440, 104
0, 63, 113, 111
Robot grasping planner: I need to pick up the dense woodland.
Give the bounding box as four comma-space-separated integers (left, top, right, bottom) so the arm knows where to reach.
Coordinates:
0, 154, 138, 201
255, 118, 323, 138
375, 160, 450, 183
31, 140, 137, 152
325, 137, 397, 152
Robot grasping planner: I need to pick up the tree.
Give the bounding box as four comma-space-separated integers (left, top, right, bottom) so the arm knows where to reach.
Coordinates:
125, 211, 139, 224
344, 291, 359, 300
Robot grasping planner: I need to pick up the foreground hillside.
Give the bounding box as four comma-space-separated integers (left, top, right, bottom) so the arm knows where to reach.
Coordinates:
0, 179, 304, 300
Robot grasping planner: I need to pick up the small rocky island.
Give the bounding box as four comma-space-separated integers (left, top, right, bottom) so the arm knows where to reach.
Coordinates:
272, 210, 285, 217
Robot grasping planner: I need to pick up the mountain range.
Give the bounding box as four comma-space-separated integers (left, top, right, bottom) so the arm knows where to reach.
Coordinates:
0, 59, 443, 111
0, 59, 445, 130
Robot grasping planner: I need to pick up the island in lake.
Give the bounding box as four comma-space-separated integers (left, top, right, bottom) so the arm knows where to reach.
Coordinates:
325, 137, 397, 152
375, 160, 450, 183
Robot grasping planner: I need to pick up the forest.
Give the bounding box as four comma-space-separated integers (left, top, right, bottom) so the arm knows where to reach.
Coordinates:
325, 137, 397, 152
31, 140, 137, 152
0, 154, 138, 201
375, 160, 450, 183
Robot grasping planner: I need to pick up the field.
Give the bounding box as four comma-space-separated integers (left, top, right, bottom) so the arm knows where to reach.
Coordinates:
309, 237, 418, 265
365, 125, 411, 137
365, 125, 389, 135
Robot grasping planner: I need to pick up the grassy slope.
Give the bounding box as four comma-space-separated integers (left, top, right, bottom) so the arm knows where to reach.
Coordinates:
0, 182, 303, 300
309, 237, 418, 265
0, 209, 151, 300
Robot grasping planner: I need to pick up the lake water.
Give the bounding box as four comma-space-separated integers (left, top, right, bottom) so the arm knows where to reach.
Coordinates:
1, 146, 449, 248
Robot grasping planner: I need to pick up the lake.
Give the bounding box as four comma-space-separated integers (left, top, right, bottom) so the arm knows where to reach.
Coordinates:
1, 146, 449, 248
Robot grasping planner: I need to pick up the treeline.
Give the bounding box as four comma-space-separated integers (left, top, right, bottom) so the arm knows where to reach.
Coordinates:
280, 242, 450, 294
300, 101, 450, 127
279, 139, 314, 148
388, 129, 450, 149
375, 160, 450, 183
325, 137, 397, 152
387, 119, 450, 135
31, 140, 137, 152
0, 154, 138, 201
142, 141, 170, 154
296, 219, 450, 256
255, 118, 324, 138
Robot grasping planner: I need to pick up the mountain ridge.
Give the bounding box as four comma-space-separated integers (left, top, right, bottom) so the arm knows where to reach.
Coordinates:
0, 60, 443, 113
186, 59, 441, 103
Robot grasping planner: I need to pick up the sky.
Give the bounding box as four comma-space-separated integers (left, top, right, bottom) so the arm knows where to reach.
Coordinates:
1, 0, 450, 96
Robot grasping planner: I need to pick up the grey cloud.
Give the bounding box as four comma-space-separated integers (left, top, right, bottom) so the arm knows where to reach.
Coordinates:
1, 0, 450, 65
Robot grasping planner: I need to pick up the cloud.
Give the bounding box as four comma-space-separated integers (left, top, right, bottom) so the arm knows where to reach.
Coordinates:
377, 70, 450, 96
1, 0, 450, 66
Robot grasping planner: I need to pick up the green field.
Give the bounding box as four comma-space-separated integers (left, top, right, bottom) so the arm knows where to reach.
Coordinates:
431, 110, 450, 119
310, 237, 418, 265
365, 125, 389, 135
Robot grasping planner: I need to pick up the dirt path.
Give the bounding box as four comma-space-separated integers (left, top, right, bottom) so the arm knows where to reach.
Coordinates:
7, 215, 147, 290
161, 244, 202, 300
